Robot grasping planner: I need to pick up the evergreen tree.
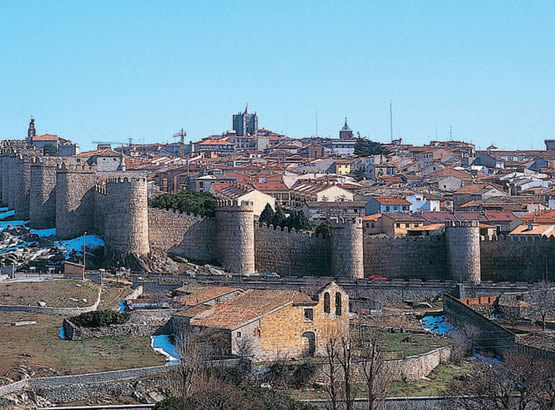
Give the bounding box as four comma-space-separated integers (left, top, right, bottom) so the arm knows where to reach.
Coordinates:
315, 222, 331, 236
354, 139, 390, 156
271, 205, 287, 227
259, 203, 275, 226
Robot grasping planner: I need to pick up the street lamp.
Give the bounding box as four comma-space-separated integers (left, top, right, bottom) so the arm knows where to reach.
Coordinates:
82, 232, 87, 281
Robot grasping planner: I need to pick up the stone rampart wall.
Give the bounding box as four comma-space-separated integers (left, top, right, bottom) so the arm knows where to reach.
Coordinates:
148, 208, 218, 263
255, 224, 331, 276
364, 236, 449, 280
480, 236, 555, 282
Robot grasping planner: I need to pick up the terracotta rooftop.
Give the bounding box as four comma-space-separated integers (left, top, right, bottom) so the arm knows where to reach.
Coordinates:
454, 183, 504, 195
509, 224, 554, 237
176, 286, 242, 307
189, 289, 315, 330
521, 210, 555, 224
32, 134, 59, 142
371, 196, 410, 205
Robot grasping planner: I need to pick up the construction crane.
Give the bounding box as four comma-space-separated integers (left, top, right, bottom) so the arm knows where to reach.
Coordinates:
91, 137, 133, 151
172, 128, 186, 157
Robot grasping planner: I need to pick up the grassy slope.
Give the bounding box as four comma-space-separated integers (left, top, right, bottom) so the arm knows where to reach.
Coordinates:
0, 311, 165, 376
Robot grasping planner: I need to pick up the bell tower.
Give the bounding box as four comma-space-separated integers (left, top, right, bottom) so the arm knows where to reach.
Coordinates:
27, 117, 36, 143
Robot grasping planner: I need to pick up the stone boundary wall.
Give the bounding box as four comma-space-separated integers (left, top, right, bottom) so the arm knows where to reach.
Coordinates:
255, 224, 331, 276
0, 359, 241, 400
63, 316, 159, 341
444, 293, 515, 356
148, 208, 218, 263
0, 287, 101, 315
132, 274, 537, 304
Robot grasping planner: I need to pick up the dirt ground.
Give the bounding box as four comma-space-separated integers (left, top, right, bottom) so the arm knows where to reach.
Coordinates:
0, 280, 100, 307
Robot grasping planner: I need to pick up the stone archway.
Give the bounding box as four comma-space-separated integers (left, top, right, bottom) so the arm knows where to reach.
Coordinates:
301, 331, 316, 357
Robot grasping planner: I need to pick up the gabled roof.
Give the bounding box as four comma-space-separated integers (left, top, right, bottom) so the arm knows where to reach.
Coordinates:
211, 182, 255, 198
509, 224, 554, 237
371, 196, 410, 205
177, 286, 242, 307
454, 183, 504, 195
189, 289, 314, 330
521, 210, 555, 224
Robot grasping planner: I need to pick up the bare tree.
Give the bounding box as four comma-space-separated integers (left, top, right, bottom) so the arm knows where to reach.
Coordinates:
337, 336, 355, 410
449, 349, 555, 410
357, 328, 392, 410
450, 324, 480, 364
528, 283, 555, 331
173, 328, 206, 399
322, 338, 340, 410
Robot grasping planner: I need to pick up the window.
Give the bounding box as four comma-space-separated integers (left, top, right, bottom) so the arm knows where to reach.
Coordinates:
324, 292, 330, 313
405, 224, 409, 228
236, 332, 242, 338
396, 223, 401, 228
386, 206, 390, 211
304, 308, 314, 321
335, 293, 342, 316
254, 328, 261, 337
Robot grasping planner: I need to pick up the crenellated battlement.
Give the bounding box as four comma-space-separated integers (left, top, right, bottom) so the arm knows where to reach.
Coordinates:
446, 220, 480, 228
256, 222, 330, 239
216, 199, 254, 211
56, 162, 96, 172
106, 176, 147, 184
364, 234, 445, 242
330, 215, 363, 226
480, 234, 555, 242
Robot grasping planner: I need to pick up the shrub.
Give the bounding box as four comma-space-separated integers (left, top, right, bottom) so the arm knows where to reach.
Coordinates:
149, 191, 217, 217
71, 310, 130, 327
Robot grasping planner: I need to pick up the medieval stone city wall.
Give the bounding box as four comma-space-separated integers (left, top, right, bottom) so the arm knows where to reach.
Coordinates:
29, 157, 62, 228
148, 207, 218, 263
363, 236, 449, 280
480, 236, 555, 282
331, 217, 364, 279
55, 164, 98, 239
254, 224, 331, 276
215, 200, 256, 275
103, 176, 150, 260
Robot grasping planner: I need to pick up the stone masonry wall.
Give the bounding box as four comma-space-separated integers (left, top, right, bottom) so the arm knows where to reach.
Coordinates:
29, 158, 61, 228
103, 176, 150, 259
446, 221, 481, 283
363, 236, 449, 280
255, 224, 331, 276
13, 155, 33, 220
55, 167, 97, 239
148, 208, 218, 263
480, 237, 555, 282
1, 155, 10, 205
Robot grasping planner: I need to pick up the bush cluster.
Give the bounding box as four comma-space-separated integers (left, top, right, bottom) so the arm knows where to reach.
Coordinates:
71, 310, 130, 328
259, 204, 312, 231
149, 191, 217, 217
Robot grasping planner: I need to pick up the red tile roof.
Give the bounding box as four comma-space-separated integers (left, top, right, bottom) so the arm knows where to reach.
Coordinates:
372, 196, 410, 205
32, 134, 59, 142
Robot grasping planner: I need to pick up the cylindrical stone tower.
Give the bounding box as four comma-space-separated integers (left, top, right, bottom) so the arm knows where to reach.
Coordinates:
330, 216, 364, 279
55, 163, 98, 239
1, 153, 11, 208
13, 154, 34, 220
446, 220, 481, 283
6, 154, 16, 210
216, 200, 255, 275
103, 176, 150, 262
30, 157, 62, 228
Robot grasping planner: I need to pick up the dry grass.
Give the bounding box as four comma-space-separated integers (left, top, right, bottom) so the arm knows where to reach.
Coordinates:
0, 311, 165, 377
0, 280, 100, 308
98, 282, 132, 311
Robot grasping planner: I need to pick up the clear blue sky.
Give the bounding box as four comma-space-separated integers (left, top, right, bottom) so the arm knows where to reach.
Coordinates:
1, 1, 554, 151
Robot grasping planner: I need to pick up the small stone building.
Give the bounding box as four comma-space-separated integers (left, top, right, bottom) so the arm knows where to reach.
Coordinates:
172, 282, 349, 361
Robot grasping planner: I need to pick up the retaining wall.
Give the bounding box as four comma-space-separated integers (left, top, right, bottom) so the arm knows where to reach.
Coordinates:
0, 287, 101, 315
